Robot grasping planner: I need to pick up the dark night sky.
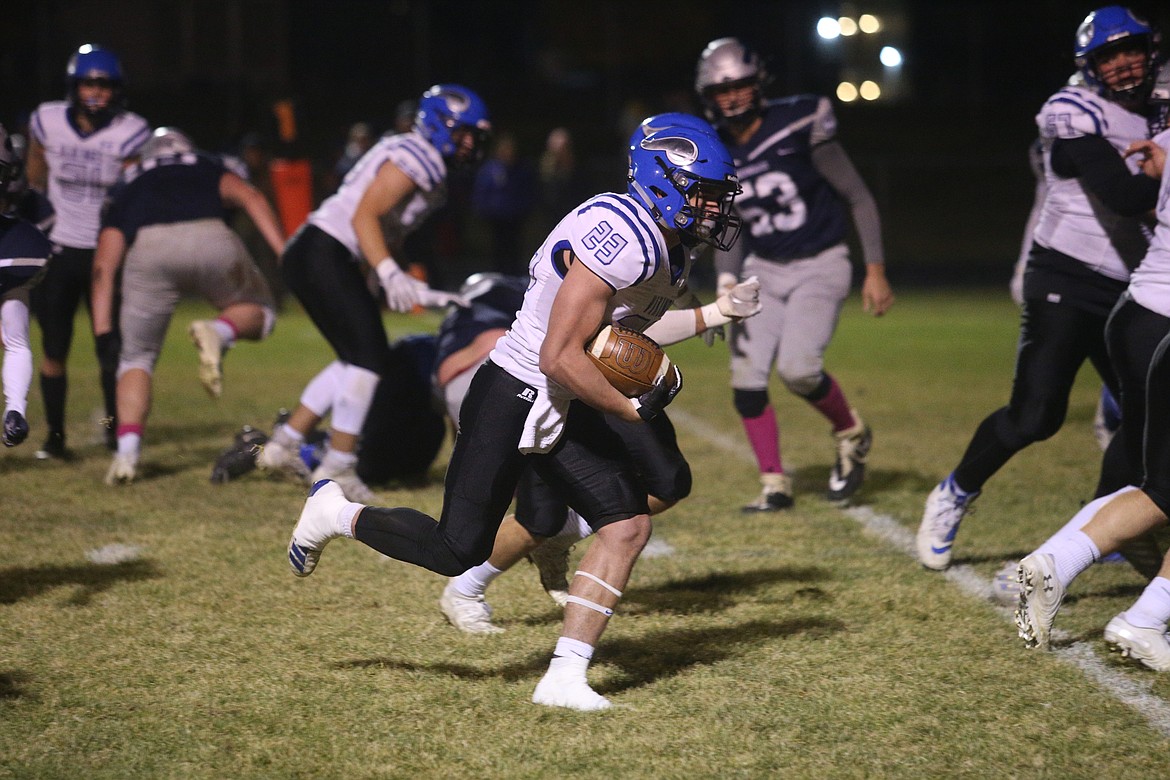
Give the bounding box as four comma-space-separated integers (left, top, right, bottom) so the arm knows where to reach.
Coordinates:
4, 0, 1168, 281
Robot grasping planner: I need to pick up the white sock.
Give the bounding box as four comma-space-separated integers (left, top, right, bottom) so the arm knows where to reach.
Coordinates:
1122, 576, 1170, 632
451, 562, 504, 599
272, 423, 304, 448
1036, 491, 1127, 557
553, 636, 594, 661
1048, 531, 1101, 589
117, 433, 141, 460
337, 502, 361, 537
211, 318, 236, 349
320, 446, 358, 472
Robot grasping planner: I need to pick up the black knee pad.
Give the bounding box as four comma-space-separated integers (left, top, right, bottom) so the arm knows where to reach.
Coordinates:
733, 388, 769, 419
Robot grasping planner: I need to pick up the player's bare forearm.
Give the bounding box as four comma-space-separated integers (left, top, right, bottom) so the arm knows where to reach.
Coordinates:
91, 228, 126, 335
540, 262, 643, 422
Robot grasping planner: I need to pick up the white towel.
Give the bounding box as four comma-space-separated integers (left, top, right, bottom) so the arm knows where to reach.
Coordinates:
518, 391, 570, 454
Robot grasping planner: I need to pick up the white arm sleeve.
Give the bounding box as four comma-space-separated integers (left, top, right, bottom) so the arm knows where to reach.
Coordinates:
643, 309, 700, 347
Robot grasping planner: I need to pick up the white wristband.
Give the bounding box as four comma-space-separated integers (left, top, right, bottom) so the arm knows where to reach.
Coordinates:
700, 302, 732, 330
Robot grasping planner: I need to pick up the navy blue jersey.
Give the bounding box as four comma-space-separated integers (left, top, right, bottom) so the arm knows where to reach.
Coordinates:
0, 213, 52, 295
723, 95, 848, 260
435, 275, 527, 367
102, 152, 227, 245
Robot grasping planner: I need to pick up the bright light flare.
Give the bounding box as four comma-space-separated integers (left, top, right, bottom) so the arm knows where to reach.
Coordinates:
859, 14, 881, 34
880, 46, 903, 67
817, 17, 841, 40
836, 82, 859, 102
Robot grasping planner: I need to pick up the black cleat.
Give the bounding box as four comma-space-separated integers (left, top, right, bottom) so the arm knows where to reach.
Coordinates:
34, 430, 69, 460
3, 410, 29, 447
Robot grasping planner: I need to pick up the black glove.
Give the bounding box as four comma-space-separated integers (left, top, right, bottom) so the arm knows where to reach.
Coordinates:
632, 364, 682, 421
95, 332, 121, 374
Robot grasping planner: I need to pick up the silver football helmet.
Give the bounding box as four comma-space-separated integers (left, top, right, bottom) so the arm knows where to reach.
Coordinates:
140, 127, 195, 161
694, 37, 767, 125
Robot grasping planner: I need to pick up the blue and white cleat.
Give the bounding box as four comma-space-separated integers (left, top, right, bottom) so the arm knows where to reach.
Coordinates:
915, 478, 979, 570
288, 479, 347, 577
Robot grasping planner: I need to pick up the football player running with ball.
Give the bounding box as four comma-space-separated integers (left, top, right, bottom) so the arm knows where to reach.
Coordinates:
287, 125, 744, 710
695, 37, 894, 513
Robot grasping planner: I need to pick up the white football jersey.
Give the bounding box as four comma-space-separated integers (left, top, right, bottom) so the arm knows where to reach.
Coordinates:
29, 101, 150, 249
491, 192, 684, 395
1128, 129, 1170, 318
1031, 86, 1152, 280
308, 132, 447, 258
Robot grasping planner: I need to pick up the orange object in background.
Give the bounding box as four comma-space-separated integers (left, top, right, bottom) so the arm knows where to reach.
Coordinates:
269, 158, 313, 236
407, 262, 428, 314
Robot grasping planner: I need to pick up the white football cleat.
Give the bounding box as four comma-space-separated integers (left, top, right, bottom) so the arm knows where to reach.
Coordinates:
991, 560, 1022, 606
256, 438, 311, 483
104, 453, 138, 486
916, 479, 979, 570
532, 662, 612, 711
439, 582, 504, 634
1104, 614, 1170, 672
288, 479, 347, 577
1015, 553, 1065, 651
311, 462, 376, 504
189, 320, 225, 399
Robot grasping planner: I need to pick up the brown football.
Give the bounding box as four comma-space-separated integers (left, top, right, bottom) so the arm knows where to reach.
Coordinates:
586, 325, 671, 397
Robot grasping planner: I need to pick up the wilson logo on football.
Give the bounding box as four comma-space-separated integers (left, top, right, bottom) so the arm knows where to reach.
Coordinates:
586, 325, 671, 397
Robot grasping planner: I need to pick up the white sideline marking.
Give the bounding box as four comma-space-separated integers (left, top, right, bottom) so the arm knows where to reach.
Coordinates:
672, 409, 1170, 739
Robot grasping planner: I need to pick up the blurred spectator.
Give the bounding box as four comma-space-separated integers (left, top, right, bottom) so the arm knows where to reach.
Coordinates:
393, 100, 417, 135
536, 127, 589, 235
325, 121, 375, 194
471, 131, 536, 275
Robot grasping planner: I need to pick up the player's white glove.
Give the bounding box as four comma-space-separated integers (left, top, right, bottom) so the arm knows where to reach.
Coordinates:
715, 275, 761, 319
375, 258, 426, 312
716, 271, 738, 298
415, 287, 470, 309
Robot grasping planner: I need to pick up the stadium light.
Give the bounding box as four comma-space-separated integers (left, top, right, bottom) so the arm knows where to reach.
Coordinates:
860, 80, 881, 100
880, 46, 903, 67
817, 17, 841, 40
839, 17, 858, 36
836, 82, 859, 102
859, 14, 881, 34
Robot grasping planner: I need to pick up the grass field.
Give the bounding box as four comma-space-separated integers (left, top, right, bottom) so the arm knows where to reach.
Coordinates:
2, 289, 1168, 778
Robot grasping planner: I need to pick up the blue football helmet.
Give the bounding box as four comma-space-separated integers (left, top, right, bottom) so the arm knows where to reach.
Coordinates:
695, 37, 768, 126
1074, 6, 1157, 101
415, 84, 492, 165
628, 112, 717, 157
628, 126, 742, 251
66, 44, 126, 120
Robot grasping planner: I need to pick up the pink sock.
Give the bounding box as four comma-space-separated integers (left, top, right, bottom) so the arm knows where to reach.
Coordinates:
809, 375, 856, 432
116, 423, 144, 437
742, 406, 783, 473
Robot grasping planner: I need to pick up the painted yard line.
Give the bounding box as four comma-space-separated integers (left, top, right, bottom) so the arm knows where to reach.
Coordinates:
671, 407, 1170, 739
